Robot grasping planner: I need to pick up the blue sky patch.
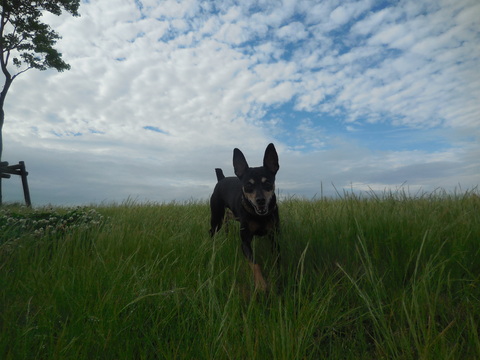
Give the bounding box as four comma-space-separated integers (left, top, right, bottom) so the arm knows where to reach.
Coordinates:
143, 126, 169, 135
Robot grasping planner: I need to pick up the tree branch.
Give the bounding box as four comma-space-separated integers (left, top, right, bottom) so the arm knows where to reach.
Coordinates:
11, 66, 32, 80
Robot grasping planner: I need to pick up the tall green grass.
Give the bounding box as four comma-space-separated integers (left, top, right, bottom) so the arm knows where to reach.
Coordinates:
1, 190, 479, 359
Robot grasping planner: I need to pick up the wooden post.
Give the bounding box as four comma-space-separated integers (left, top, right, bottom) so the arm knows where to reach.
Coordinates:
0, 161, 32, 207
0, 161, 9, 178
0, 161, 8, 206
19, 161, 31, 207
0, 161, 7, 206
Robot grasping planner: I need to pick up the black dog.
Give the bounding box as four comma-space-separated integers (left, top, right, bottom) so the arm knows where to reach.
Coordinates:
209, 143, 280, 291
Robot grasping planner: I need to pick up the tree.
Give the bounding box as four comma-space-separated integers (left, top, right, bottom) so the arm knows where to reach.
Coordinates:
0, 0, 79, 204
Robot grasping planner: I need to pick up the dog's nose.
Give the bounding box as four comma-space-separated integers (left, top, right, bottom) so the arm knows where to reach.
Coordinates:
256, 197, 266, 206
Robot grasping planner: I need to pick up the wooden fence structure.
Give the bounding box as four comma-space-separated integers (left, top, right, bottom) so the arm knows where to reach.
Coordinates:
0, 161, 31, 207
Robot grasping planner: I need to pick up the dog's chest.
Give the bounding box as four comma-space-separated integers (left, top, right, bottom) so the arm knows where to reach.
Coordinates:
246, 217, 275, 236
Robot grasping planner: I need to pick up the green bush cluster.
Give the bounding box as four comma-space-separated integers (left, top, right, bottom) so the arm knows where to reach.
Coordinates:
0, 206, 105, 243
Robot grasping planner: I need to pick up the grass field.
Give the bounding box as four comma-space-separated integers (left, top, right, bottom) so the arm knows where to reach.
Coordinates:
1, 190, 480, 359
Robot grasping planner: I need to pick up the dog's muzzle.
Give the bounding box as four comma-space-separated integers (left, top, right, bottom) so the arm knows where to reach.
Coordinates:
254, 205, 268, 215
242, 192, 271, 216
250, 199, 269, 216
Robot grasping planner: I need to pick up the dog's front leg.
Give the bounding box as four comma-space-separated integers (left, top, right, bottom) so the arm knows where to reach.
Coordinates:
272, 215, 281, 264
240, 228, 267, 292
270, 230, 281, 268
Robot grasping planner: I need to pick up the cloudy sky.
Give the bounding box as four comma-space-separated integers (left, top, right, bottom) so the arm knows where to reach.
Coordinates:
2, 0, 479, 206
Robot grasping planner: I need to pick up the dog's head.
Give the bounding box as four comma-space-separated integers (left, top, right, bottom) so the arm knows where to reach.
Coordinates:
233, 143, 279, 216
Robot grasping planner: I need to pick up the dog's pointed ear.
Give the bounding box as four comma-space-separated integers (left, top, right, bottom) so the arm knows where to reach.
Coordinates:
263, 143, 279, 175
233, 148, 249, 178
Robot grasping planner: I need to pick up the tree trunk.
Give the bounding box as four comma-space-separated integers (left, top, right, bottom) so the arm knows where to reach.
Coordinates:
0, 78, 11, 205
0, 107, 3, 205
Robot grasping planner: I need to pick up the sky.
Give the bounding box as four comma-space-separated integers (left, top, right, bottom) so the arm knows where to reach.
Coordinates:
2, 0, 479, 206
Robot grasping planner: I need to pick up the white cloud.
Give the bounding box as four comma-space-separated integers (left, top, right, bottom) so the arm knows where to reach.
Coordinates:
2, 0, 479, 205
277, 22, 308, 41
330, 0, 372, 26
351, 8, 391, 36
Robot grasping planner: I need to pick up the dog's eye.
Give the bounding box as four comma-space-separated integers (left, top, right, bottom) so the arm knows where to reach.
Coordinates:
263, 182, 273, 191
244, 184, 254, 193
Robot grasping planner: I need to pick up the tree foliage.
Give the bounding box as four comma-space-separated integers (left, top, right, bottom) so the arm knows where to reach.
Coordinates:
0, 0, 80, 204
1, 0, 80, 85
